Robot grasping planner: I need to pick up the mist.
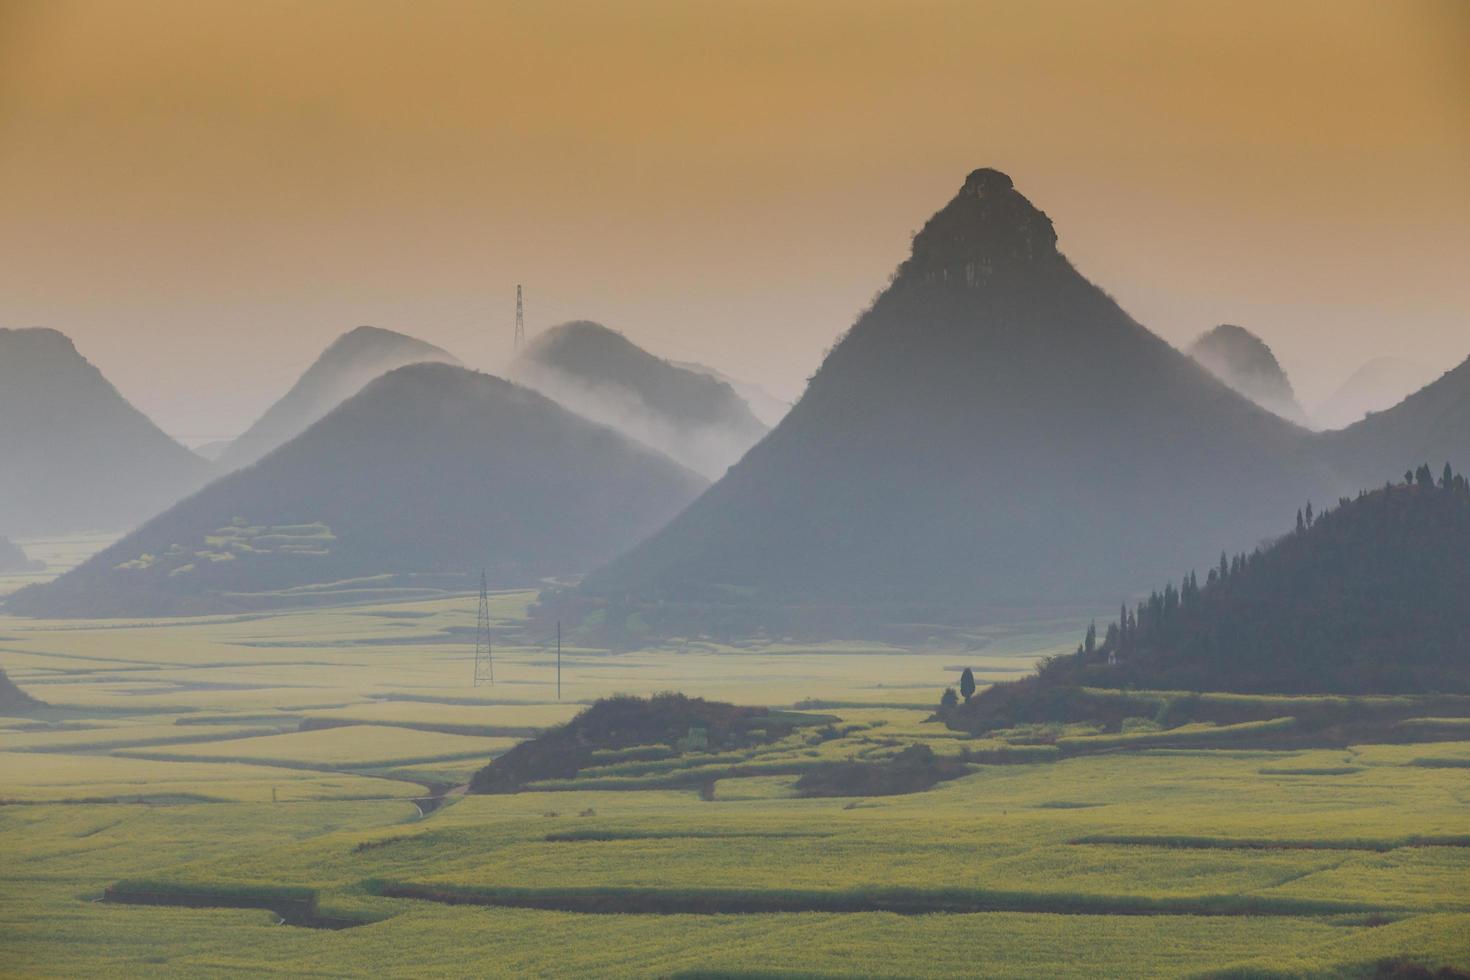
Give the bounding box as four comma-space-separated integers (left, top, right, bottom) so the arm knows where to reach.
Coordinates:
510, 360, 762, 480
2, 5, 1469, 977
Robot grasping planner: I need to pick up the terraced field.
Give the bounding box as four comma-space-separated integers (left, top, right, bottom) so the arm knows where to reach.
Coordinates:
1, 590, 1467, 977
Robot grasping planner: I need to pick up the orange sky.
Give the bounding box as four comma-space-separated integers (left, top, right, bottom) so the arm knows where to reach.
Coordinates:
1, 0, 1466, 441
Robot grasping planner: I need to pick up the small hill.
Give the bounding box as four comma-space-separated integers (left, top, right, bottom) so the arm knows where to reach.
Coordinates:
957, 471, 1470, 730
568, 169, 1341, 637
0, 328, 212, 536
0, 666, 41, 714
1313, 356, 1441, 431
8, 364, 706, 617
1188, 324, 1308, 425
792, 743, 968, 797
0, 537, 42, 573
468, 693, 822, 793
218, 326, 459, 471
672, 360, 792, 428
512, 321, 768, 478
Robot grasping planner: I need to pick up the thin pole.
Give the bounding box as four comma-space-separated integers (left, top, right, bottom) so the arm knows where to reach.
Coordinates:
556, 620, 561, 701
514, 285, 525, 351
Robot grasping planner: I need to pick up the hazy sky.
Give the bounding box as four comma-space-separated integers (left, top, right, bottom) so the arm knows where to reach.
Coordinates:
2, 0, 1466, 442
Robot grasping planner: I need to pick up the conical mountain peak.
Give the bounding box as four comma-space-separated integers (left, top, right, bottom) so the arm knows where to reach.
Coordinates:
901, 168, 1059, 286
571, 167, 1344, 638
512, 320, 767, 478
1188, 324, 1308, 425
1, 327, 210, 535
218, 325, 458, 471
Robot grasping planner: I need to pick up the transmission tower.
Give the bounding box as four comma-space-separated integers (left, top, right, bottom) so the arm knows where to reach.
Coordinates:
513, 284, 525, 351
473, 572, 494, 686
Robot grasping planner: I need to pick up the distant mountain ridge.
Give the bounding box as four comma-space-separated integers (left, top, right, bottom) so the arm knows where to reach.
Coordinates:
566, 168, 1351, 637
9, 364, 707, 617
1313, 356, 1442, 431
0, 327, 211, 536
1188, 324, 1308, 425
512, 321, 768, 478
671, 360, 792, 428
218, 325, 459, 471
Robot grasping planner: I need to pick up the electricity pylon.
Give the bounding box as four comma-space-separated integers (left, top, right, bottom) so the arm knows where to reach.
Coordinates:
513, 284, 525, 351
473, 571, 494, 686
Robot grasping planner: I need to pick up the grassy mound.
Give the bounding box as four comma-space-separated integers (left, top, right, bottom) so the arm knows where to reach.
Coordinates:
467, 693, 829, 794
792, 743, 968, 797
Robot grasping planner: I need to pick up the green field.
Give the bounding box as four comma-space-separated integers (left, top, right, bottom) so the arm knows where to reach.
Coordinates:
2, 571, 1467, 977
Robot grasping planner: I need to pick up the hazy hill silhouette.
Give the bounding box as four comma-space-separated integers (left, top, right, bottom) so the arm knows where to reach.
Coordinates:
218, 325, 459, 471
959, 474, 1470, 721
1323, 356, 1470, 482
1313, 356, 1440, 430
0, 537, 42, 573
1188, 324, 1308, 425
9, 364, 706, 617
569, 169, 1350, 635
0, 328, 211, 536
672, 360, 792, 428
512, 321, 768, 478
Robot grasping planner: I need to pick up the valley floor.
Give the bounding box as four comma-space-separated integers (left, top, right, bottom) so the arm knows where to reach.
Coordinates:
1, 582, 1467, 977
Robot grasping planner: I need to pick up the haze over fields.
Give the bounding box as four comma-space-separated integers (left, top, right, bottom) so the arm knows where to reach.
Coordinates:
1, 4, 1469, 978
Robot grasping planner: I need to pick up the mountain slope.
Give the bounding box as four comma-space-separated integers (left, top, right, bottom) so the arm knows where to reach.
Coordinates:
1321, 355, 1470, 482
512, 321, 768, 478
957, 474, 1470, 722
1313, 356, 1440, 430
218, 326, 459, 471
0, 328, 212, 536
570, 169, 1343, 634
9, 364, 707, 617
1188, 324, 1308, 425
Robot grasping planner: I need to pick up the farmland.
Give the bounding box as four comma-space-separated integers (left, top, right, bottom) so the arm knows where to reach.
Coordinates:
1, 579, 1468, 977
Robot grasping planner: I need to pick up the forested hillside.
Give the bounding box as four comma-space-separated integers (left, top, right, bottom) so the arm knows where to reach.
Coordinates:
957, 466, 1470, 730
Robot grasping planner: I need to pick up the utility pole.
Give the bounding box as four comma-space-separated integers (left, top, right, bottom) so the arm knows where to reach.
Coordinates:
514, 284, 525, 352
473, 571, 494, 686
556, 620, 561, 701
